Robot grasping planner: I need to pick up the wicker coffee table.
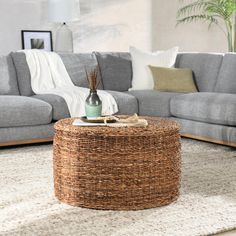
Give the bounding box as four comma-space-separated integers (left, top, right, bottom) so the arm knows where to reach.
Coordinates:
53, 117, 181, 210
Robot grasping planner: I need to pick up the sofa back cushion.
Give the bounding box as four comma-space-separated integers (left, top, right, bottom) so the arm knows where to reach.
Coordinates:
214, 53, 236, 94
0, 54, 19, 95
175, 53, 223, 92
11, 52, 103, 96
95, 52, 132, 91
59, 53, 103, 89
11, 52, 34, 96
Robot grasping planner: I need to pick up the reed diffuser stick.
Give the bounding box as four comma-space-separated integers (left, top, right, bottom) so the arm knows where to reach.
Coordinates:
85, 66, 100, 91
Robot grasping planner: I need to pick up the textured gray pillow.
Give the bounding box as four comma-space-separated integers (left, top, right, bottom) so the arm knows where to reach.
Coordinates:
59, 53, 103, 89
95, 52, 132, 91
11, 52, 34, 96
214, 54, 236, 94
0, 54, 19, 95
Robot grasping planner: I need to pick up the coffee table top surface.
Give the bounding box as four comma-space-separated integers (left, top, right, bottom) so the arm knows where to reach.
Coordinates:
54, 116, 180, 137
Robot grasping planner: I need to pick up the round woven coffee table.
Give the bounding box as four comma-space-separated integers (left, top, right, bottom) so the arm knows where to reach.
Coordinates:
53, 117, 181, 210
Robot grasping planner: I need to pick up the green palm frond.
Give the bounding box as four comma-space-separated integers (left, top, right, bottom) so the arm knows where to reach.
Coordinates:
178, 0, 233, 21
177, 1, 208, 18
177, 14, 218, 25
176, 0, 236, 51
204, 0, 233, 19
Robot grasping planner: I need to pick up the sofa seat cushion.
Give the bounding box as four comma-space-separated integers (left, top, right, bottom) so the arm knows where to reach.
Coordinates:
170, 93, 236, 126
106, 91, 138, 115
127, 90, 183, 117
32, 94, 70, 120
0, 96, 52, 128
33, 92, 137, 119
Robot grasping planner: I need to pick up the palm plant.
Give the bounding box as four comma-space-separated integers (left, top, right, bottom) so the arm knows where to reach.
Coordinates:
177, 0, 236, 52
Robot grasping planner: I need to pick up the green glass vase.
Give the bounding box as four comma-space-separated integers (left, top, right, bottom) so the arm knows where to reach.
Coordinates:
85, 90, 102, 118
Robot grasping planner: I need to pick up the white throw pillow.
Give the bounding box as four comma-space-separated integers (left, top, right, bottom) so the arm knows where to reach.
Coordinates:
129, 46, 179, 90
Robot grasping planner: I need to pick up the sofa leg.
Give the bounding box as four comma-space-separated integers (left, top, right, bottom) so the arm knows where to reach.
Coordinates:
0, 137, 53, 147
181, 133, 236, 148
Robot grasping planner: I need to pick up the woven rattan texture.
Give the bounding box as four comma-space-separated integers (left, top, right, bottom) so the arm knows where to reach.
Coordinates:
53, 117, 181, 210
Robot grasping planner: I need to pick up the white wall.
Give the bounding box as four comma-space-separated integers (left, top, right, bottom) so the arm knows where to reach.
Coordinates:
0, 0, 152, 55
72, 0, 152, 52
0, 0, 50, 55
152, 0, 227, 52
0, 0, 228, 55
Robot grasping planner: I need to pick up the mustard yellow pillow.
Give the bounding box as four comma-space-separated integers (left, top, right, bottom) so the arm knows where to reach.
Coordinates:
148, 66, 198, 93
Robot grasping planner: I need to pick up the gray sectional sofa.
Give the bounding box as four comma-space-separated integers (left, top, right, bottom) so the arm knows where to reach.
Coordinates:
0, 52, 235, 147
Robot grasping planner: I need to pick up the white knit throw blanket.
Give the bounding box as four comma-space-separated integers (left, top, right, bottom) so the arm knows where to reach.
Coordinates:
23, 50, 118, 117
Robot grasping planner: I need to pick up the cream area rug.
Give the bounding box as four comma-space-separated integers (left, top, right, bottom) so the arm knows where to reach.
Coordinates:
0, 139, 236, 236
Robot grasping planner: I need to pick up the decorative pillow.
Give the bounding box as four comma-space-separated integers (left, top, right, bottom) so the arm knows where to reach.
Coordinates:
149, 66, 198, 93
94, 52, 132, 91
59, 53, 103, 90
129, 46, 179, 90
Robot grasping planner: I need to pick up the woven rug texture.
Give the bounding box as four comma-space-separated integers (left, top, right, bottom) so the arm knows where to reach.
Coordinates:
0, 139, 236, 236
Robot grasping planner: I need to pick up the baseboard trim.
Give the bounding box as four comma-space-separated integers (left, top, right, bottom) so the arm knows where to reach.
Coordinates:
0, 137, 53, 147
181, 133, 236, 148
